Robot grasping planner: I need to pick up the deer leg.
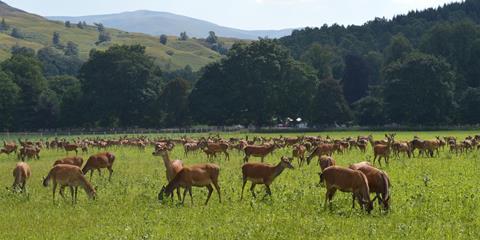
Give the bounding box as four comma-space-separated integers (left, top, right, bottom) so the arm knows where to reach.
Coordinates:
189, 187, 193, 205
205, 184, 213, 205
75, 187, 78, 204
182, 188, 188, 204
70, 186, 74, 204
243, 155, 249, 163
108, 167, 113, 181
352, 193, 356, 208
176, 187, 181, 201
212, 181, 221, 203
59, 185, 66, 199
265, 185, 272, 197
89, 170, 93, 180
52, 182, 57, 203
241, 178, 247, 200
250, 183, 257, 198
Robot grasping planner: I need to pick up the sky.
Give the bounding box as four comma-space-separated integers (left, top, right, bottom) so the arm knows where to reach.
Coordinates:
3, 0, 460, 30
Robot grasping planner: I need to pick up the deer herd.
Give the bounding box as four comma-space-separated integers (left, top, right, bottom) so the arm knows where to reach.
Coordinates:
1, 133, 478, 213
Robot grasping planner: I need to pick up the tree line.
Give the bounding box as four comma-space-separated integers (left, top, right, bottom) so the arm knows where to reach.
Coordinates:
1, 0, 480, 130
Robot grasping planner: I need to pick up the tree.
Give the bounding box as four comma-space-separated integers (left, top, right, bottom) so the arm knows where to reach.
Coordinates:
459, 88, 480, 124
94, 23, 105, 32
158, 79, 190, 127
300, 43, 342, 80
189, 40, 318, 126
206, 31, 218, 44
65, 41, 79, 56
179, 32, 188, 41
96, 31, 111, 45
0, 18, 9, 31
383, 52, 456, 125
353, 96, 385, 126
0, 70, 20, 130
77, 21, 84, 29
79, 45, 164, 127
47, 75, 83, 127
37, 47, 83, 77
52, 32, 61, 46
310, 78, 352, 126
11, 46, 35, 57
160, 34, 168, 45
65, 21, 71, 28
11, 28, 24, 39
384, 33, 413, 64
342, 54, 370, 104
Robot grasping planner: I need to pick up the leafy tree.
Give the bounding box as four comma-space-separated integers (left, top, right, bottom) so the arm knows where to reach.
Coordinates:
384, 33, 413, 64
96, 31, 111, 45
459, 88, 480, 124
342, 54, 370, 104
79, 45, 164, 127
189, 40, 318, 126
300, 43, 341, 79
383, 52, 456, 125
158, 78, 190, 127
160, 34, 168, 45
179, 32, 188, 41
0, 71, 20, 130
11, 28, 24, 39
52, 32, 61, 46
77, 21, 84, 29
65, 21, 71, 28
65, 41, 79, 56
206, 31, 218, 44
37, 47, 83, 77
48, 75, 83, 127
11, 46, 35, 57
310, 78, 352, 126
353, 96, 385, 126
94, 23, 105, 32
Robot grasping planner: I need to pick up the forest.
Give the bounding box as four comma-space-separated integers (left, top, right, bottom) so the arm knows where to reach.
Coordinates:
2, 0, 480, 130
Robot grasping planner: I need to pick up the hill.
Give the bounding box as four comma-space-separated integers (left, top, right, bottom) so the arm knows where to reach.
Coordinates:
0, 1, 230, 70
48, 10, 294, 40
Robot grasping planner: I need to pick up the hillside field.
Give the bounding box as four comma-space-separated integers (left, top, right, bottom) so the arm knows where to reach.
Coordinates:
0, 131, 479, 239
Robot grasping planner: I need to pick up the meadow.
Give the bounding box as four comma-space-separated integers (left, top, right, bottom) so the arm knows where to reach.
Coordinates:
0, 131, 479, 239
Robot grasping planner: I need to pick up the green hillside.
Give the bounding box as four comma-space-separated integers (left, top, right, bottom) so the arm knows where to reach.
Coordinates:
0, 1, 224, 70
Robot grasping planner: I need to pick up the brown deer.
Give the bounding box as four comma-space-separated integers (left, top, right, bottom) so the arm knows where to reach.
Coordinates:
243, 143, 279, 163
64, 143, 79, 155
82, 152, 115, 181
349, 162, 391, 210
11, 162, 31, 193
43, 164, 96, 204
306, 144, 335, 164
2, 141, 18, 154
372, 134, 394, 166
54, 156, 83, 167
152, 149, 184, 200
319, 166, 373, 213
318, 156, 336, 172
240, 156, 294, 200
158, 163, 221, 205
199, 141, 230, 161
18, 146, 40, 161
292, 144, 307, 166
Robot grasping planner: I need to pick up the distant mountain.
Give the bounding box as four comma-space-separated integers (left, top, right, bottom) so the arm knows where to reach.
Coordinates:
48, 10, 294, 40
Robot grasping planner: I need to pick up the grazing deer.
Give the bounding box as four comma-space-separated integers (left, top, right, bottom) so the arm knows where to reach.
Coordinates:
292, 144, 307, 166
349, 162, 391, 210
158, 163, 221, 205
306, 144, 335, 164
2, 141, 18, 154
82, 152, 115, 181
64, 144, 79, 155
43, 164, 96, 204
243, 143, 279, 163
54, 156, 83, 168
240, 156, 294, 200
18, 146, 40, 161
11, 162, 31, 193
152, 149, 184, 200
319, 166, 373, 213
199, 141, 229, 161
318, 156, 336, 172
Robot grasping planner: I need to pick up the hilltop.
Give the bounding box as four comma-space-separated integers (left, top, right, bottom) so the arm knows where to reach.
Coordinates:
0, 1, 233, 70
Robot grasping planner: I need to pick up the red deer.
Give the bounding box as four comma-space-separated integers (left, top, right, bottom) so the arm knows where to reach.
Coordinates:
199, 141, 230, 161
18, 146, 40, 161
240, 156, 294, 200
152, 149, 184, 200
43, 164, 96, 203
11, 162, 31, 193
372, 134, 394, 166
318, 156, 336, 172
82, 152, 115, 181
392, 141, 411, 158
243, 143, 279, 163
183, 142, 200, 156
158, 163, 221, 205
306, 144, 335, 164
349, 162, 391, 210
319, 166, 373, 213
54, 156, 83, 168
64, 144, 79, 155
292, 144, 307, 166
2, 141, 17, 154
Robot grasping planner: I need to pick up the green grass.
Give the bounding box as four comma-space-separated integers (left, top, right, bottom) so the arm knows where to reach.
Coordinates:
0, 131, 479, 239
0, 4, 240, 70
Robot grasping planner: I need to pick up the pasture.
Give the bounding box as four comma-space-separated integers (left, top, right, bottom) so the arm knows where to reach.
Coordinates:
0, 131, 479, 239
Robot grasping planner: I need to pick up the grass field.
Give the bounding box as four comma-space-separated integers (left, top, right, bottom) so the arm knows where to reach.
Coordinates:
0, 131, 479, 239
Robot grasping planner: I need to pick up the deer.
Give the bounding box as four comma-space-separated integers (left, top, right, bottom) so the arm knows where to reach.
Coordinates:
2, 141, 18, 154
11, 162, 31, 193
199, 141, 230, 161
152, 148, 184, 200
243, 143, 279, 163
43, 164, 96, 204
319, 166, 373, 213
240, 156, 294, 200
82, 152, 115, 181
18, 146, 40, 161
292, 144, 307, 166
349, 162, 391, 210
64, 143, 79, 155
306, 144, 335, 164
318, 155, 336, 172
158, 163, 221, 205
372, 134, 394, 166
53, 156, 84, 168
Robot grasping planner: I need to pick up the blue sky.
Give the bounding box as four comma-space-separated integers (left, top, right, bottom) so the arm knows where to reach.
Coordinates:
3, 0, 459, 30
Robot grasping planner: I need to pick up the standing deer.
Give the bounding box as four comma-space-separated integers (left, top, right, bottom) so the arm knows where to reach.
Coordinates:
349, 162, 391, 210
82, 152, 115, 181
243, 143, 279, 163
152, 149, 184, 200
11, 162, 31, 193
43, 164, 96, 204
